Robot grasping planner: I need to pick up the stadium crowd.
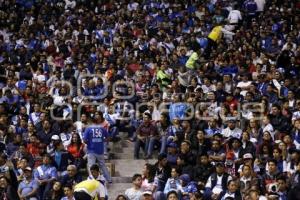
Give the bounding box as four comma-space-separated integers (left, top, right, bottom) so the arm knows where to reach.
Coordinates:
0, 0, 300, 199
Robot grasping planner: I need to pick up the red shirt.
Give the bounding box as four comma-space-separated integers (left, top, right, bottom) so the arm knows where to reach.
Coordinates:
67, 144, 85, 158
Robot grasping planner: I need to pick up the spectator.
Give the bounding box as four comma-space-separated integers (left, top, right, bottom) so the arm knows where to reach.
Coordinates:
33, 153, 57, 199
141, 191, 154, 200
204, 162, 232, 200
179, 174, 198, 200
239, 164, 261, 198
218, 180, 242, 200
153, 152, 172, 198
44, 181, 64, 200
166, 142, 179, 167
221, 119, 242, 139
17, 167, 39, 200
141, 164, 156, 192
115, 194, 128, 200
134, 112, 158, 159
261, 159, 281, 194
52, 142, 74, 176
67, 132, 85, 168
60, 165, 82, 187
208, 139, 226, 164
0, 175, 19, 200
74, 179, 105, 200
87, 164, 108, 199
0, 0, 300, 199
166, 191, 179, 200
163, 167, 182, 196
192, 153, 214, 190
177, 140, 196, 176
125, 174, 143, 200
61, 184, 75, 200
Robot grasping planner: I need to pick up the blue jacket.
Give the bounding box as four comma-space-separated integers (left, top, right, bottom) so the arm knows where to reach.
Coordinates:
182, 182, 198, 200
169, 103, 187, 121
83, 126, 108, 155
164, 178, 182, 194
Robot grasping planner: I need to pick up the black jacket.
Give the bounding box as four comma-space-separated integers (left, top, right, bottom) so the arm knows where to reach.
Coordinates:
178, 151, 197, 177
0, 185, 19, 200
218, 190, 242, 200
192, 163, 214, 184
269, 114, 292, 132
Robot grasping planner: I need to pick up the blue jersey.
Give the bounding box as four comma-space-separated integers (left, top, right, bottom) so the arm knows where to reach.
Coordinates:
83, 126, 108, 155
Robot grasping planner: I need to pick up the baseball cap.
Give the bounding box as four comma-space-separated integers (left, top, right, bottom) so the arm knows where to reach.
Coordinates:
142, 191, 152, 196
51, 135, 60, 140
24, 167, 32, 171
227, 117, 237, 122
179, 174, 191, 183
243, 153, 253, 159
167, 142, 178, 148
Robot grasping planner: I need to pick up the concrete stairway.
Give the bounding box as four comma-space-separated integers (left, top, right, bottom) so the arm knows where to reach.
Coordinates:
107, 133, 156, 199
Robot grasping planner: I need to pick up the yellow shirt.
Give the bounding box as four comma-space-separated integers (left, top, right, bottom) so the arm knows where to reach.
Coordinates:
74, 180, 105, 199
157, 70, 171, 87
208, 25, 222, 42
185, 52, 199, 69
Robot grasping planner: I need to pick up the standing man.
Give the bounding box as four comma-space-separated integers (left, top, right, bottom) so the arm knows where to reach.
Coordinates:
83, 124, 112, 183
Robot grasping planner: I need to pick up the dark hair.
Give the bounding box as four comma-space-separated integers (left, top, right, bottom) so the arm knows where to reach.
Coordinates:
276, 174, 286, 182
63, 183, 73, 190
272, 104, 281, 110
90, 164, 100, 172
115, 194, 128, 200
268, 158, 278, 165
273, 147, 282, 155
199, 153, 208, 157
0, 175, 9, 183
0, 152, 7, 160
171, 166, 182, 175
227, 179, 236, 186
144, 163, 155, 183
167, 190, 178, 199
42, 153, 52, 159
70, 133, 82, 149
158, 153, 167, 161
160, 112, 170, 124
132, 174, 142, 182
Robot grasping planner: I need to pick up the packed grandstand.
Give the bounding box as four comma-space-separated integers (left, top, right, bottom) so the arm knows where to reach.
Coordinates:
0, 0, 300, 200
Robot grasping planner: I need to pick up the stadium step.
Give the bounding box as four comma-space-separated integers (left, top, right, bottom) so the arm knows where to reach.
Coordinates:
107, 132, 157, 199
107, 183, 133, 199
111, 159, 156, 177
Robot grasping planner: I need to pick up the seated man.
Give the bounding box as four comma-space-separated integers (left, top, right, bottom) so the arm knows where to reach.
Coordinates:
60, 165, 82, 187
204, 162, 232, 200
18, 167, 39, 200
33, 154, 57, 199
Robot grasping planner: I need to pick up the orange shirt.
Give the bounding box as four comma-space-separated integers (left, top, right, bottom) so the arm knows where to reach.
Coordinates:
68, 144, 85, 158
27, 143, 41, 157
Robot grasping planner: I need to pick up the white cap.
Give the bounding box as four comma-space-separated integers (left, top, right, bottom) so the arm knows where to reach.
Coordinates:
51, 135, 60, 140
243, 153, 253, 159
142, 191, 152, 196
